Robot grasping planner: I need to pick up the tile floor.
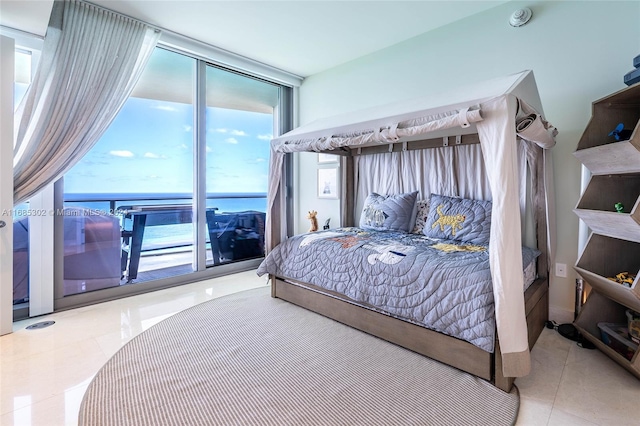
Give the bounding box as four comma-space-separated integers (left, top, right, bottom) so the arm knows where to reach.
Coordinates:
1, 271, 638, 426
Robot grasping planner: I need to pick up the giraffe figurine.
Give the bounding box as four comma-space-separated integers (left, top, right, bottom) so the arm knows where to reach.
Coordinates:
307, 210, 319, 232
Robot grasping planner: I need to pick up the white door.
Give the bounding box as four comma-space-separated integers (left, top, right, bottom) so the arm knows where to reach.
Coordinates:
0, 35, 15, 335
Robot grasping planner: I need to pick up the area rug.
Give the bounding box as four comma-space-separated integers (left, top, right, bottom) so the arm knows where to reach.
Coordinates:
79, 286, 519, 425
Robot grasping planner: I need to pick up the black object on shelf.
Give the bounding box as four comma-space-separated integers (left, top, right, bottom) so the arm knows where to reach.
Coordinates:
608, 123, 633, 141
624, 53, 640, 86
624, 67, 640, 87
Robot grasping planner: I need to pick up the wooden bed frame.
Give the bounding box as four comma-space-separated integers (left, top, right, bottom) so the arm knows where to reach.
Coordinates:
268, 136, 550, 392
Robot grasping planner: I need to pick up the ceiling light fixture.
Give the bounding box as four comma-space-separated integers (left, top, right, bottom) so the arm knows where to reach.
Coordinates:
509, 8, 532, 27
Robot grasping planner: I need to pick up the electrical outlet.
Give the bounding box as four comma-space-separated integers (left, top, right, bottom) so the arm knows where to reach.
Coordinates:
555, 263, 567, 278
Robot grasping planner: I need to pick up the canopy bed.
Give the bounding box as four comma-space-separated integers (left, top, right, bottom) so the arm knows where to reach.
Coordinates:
259, 70, 557, 392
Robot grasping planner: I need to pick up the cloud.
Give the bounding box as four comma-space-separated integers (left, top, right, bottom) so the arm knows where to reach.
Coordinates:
144, 152, 165, 159
183, 125, 192, 132
80, 159, 110, 166
206, 146, 213, 153
257, 134, 273, 141
109, 150, 134, 158
179, 144, 189, 150
225, 138, 238, 144
152, 105, 178, 112
213, 128, 247, 136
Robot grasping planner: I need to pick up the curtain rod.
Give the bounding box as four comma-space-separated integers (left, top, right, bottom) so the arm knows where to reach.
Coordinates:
82, 0, 161, 32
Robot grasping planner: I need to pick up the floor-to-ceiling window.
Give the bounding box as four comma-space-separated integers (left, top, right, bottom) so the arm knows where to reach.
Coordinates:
62, 48, 196, 294
51, 45, 292, 306
204, 66, 278, 266
5, 17, 298, 320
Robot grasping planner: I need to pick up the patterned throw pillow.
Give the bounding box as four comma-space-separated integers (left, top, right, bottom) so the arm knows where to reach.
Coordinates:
424, 193, 492, 245
412, 199, 430, 234
359, 191, 418, 233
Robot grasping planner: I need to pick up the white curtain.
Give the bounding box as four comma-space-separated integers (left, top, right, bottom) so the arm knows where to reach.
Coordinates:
353, 145, 491, 218
266, 107, 482, 250
13, 0, 160, 204
476, 95, 530, 377
266, 149, 285, 251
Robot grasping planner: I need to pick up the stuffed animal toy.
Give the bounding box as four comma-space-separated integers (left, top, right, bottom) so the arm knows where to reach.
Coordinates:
307, 210, 319, 232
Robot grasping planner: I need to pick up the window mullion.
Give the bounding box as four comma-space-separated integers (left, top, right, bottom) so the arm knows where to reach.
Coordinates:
193, 60, 207, 271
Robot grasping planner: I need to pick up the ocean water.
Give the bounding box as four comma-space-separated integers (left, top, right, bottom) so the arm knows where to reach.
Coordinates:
64, 195, 267, 250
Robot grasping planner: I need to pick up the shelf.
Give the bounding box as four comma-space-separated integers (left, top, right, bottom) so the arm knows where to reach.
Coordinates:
574, 291, 640, 379
574, 174, 640, 242
573, 137, 640, 175
574, 234, 640, 312
574, 82, 640, 175
573, 82, 640, 383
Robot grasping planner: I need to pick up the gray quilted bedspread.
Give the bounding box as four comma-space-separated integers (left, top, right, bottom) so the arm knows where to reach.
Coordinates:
257, 228, 540, 353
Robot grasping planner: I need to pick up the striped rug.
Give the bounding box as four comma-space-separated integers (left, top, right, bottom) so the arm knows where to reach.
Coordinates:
79, 286, 519, 425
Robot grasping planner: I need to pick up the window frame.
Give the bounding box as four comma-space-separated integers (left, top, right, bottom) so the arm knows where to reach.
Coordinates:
52, 44, 296, 312
3, 24, 298, 318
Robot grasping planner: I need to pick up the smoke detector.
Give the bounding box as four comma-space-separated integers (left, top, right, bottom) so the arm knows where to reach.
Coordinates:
509, 8, 532, 27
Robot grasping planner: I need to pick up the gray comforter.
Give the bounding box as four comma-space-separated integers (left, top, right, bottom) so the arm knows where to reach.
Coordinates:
257, 227, 539, 353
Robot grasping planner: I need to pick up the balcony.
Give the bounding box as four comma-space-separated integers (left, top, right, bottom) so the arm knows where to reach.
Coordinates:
12, 192, 266, 303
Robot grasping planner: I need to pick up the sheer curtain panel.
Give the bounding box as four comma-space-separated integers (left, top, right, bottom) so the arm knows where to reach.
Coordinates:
13, 0, 160, 204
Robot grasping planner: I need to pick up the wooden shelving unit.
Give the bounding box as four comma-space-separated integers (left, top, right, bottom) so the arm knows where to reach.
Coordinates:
573, 174, 640, 242
573, 82, 640, 380
574, 292, 639, 378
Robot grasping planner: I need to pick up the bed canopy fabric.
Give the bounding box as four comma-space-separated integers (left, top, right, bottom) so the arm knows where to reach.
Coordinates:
267, 70, 557, 378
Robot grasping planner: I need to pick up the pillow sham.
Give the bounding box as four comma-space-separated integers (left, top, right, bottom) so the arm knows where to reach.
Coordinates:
359, 191, 418, 232
411, 199, 430, 234
424, 193, 492, 245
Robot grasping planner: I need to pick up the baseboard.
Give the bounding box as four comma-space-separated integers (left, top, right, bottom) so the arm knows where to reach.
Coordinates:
549, 305, 574, 324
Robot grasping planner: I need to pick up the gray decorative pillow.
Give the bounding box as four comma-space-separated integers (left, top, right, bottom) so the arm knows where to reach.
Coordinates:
412, 199, 430, 234
359, 191, 418, 232
424, 194, 492, 245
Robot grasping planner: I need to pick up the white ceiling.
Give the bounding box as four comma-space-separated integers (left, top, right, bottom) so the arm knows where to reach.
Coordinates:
0, 0, 510, 77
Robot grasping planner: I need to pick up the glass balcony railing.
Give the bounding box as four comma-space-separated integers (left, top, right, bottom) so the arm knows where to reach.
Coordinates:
11, 193, 267, 302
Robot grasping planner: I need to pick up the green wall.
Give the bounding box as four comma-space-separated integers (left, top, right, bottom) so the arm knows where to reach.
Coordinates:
295, 0, 640, 319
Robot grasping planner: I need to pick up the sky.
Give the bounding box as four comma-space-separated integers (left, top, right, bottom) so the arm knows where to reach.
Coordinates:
14, 47, 274, 197
63, 97, 273, 195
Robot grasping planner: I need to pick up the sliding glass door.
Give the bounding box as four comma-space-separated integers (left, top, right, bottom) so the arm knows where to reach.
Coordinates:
62, 48, 195, 294
204, 66, 278, 267
47, 46, 291, 309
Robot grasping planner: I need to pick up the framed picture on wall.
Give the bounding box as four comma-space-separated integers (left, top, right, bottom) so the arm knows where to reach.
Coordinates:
318, 153, 339, 164
317, 167, 339, 199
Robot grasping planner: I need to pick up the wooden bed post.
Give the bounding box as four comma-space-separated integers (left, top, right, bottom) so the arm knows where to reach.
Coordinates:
535, 145, 549, 279
340, 153, 355, 227
269, 154, 285, 298
493, 340, 514, 392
